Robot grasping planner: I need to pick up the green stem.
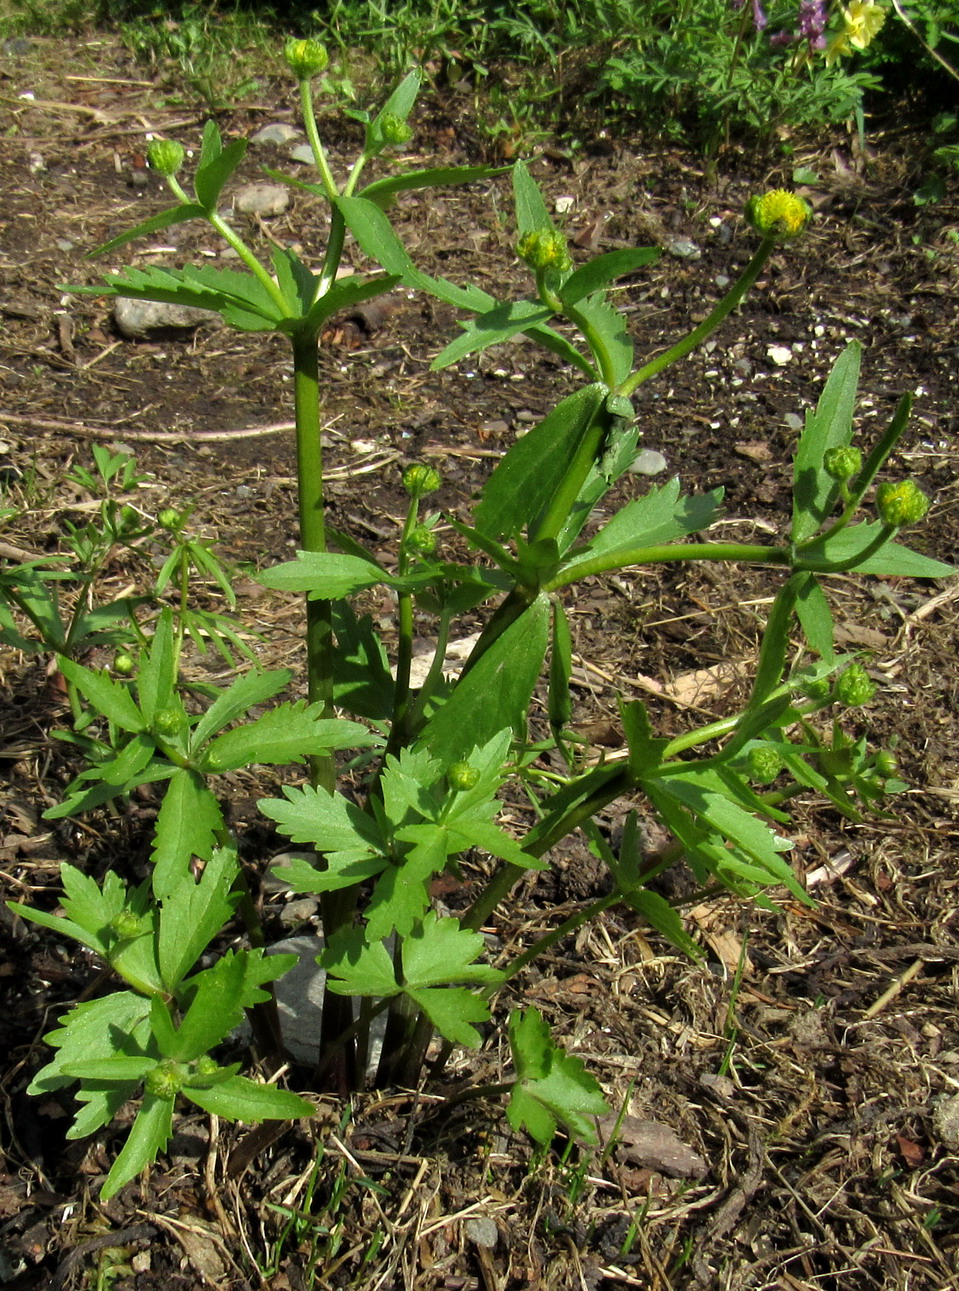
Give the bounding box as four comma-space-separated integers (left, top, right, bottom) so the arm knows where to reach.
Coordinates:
531, 401, 612, 545
618, 235, 777, 398
170, 175, 294, 320
795, 524, 897, 575
545, 541, 790, 592
503, 890, 623, 982
317, 205, 347, 298
300, 78, 340, 202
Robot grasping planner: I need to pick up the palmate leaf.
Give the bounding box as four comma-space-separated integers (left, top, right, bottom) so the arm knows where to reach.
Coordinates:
168, 949, 295, 1058
507, 1007, 607, 1145
27, 992, 153, 1137
365, 829, 446, 940
43, 732, 160, 819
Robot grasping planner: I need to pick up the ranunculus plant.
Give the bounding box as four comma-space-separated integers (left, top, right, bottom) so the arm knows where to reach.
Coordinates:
8, 43, 952, 1200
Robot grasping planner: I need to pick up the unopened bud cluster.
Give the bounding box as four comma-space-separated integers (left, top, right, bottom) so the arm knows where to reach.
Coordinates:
747, 745, 784, 784
517, 228, 572, 274
835, 662, 875, 708
284, 38, 329, 81
875, 479, 929, 527
447, 761, 480, 791
379, 112, 413, 147
403, 463, 441, 498
147, 138, 185, 178
745, 190, 811, 242
824, 445, 862, 482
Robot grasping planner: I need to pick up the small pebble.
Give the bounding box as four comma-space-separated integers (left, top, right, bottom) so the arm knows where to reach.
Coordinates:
629, 448, 668, 476
251, 122, 301, 146
663, 236, 701, 260
784, 412, 804, 431
767, 344, 793, 366
464, 1217, 498, 1249
232, 183, 290, 217
933, 1095, 959, 1150
289, 142, 316, 165
113, 297, 218, 339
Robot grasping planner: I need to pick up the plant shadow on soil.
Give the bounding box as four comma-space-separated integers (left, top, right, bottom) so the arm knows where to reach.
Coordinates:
1, 29, 959, 1291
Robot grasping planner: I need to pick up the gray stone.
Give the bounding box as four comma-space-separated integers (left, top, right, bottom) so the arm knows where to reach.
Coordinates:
113, 297, 218, 339
289, 143, 317, 165
933, 1094, 959, 1150
629, 448, 668, 476
251, 122, 301, 146
464, 1217, 498, 1249
663, 236, 701, 260
232, 183, 290, 218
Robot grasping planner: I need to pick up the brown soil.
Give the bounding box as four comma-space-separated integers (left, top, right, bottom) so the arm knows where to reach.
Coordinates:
2, 29, 959, 1291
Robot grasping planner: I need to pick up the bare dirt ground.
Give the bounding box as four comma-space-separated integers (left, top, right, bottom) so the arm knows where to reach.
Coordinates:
1, 28, 959, 1291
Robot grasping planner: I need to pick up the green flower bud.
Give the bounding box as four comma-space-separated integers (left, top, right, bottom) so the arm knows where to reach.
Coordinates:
745, 190, 811, 242
836, 663, 876, 708
447, 761, 480, 791
874, 749, 898, 778
824, 445, 862, 482
147, 137, 186, 178
799, 676, 832, 704
284, 38, 329, 81
875, 479, 930, 528
517, 228, 572, 274
110, 908, 146, 940
152, 707, 184, 739
145, 1059, 186, 1100
403, 463, 441, 498
406, 525, 437, 556
379, 112, 413, 147
113, 651, 136, 676
746, 745, 784, 784
157, 508, 181, 531
195, 1055, 219, 1078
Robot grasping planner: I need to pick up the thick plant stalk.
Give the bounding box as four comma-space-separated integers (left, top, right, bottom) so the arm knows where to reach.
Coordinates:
291, 328, 358, 1091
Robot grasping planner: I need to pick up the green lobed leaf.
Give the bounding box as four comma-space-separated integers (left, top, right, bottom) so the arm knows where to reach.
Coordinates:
794, 572, 835, 661
258, 551, 387, 598
186, 1075, 312, 1121
571, 294, 634, 385
200, 703, 371, 773
56, 655, 146, 733
135, 609, 178, 727
507, 1007, 607, 1145
85, 202, 208, 259
475, 385, 608, 542
558, 479, 725, 578
157, 843, 241, 991
792, 341, 861, 543
151, 769, 225, 900
431, 299, 554, 370
330, 602, 395, 722
512, 160, 554, 239
189, 667, 292, 750
365, 830, 446, 940
798, 523, 956, 578
43, 732, 158, 819
101, 1092, 174, 1200
406, 987, 491, 1047
91, 264, 284, 329
27, 992, 153, 1137
321, 927, 399, 998
401, 912, 503, 990
558, 248, 661, 308
419, 596, 550, 764
174, 949, 298, 1057
194, 133, 247, 210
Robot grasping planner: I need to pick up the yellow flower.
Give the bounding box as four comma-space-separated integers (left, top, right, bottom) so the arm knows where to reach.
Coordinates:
844, 0, 886, 48
826, 0, 886, 61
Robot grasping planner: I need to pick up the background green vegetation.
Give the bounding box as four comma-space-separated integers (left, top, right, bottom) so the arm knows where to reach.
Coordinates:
1, 0, 956, 149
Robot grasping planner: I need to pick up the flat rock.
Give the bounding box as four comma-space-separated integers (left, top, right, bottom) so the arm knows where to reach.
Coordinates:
289, 142, 316, 165
113, 297, 218, 339
232, 183, 290, 217
629, 447, 668, 476
250, 122, 301, 146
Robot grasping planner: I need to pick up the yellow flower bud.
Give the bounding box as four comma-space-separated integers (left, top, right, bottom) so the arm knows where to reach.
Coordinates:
745, 190, 811, 242
284, 38, 329, 81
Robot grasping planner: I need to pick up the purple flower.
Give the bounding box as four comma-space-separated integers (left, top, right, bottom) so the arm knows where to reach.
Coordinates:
731, 0, 768, 30
798, 0, 828, 48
